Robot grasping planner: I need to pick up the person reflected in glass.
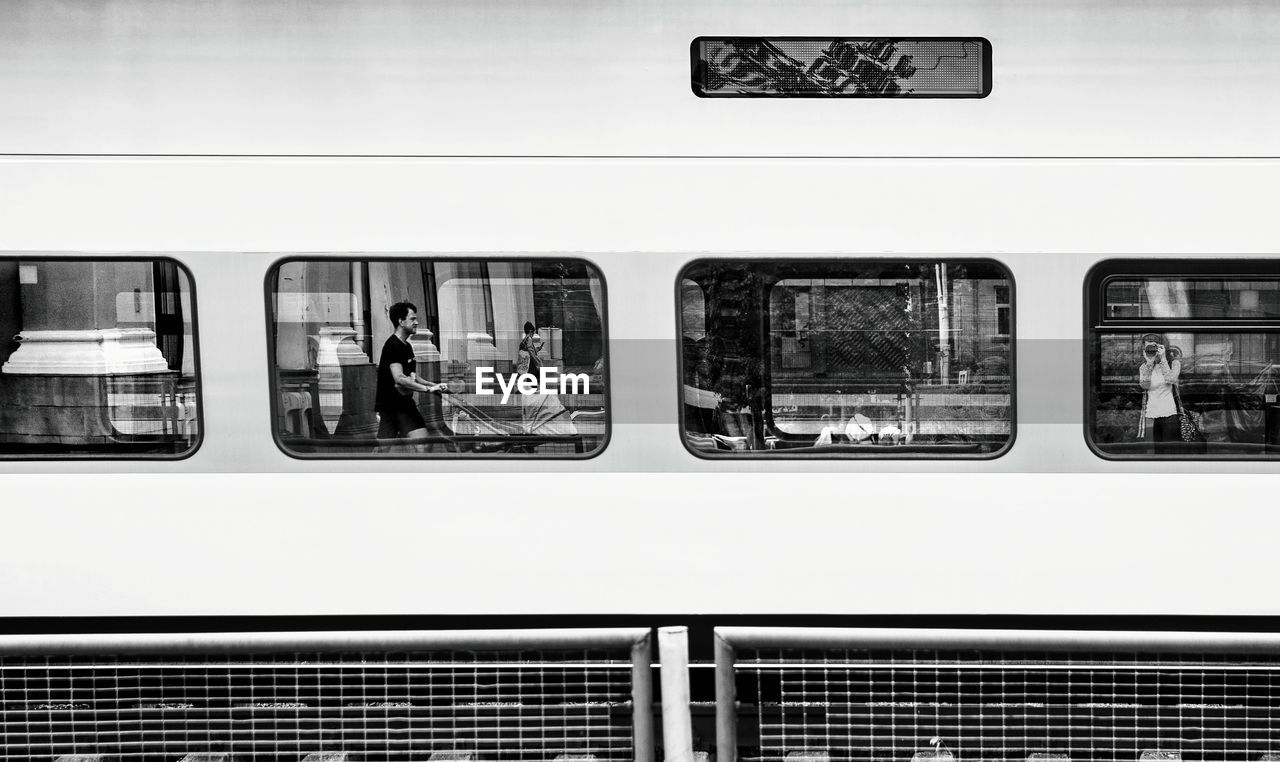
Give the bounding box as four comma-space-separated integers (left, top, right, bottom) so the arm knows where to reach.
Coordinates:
375, 301, 448, 442
516, 321, 542, 377
1138, 331, 1181, 453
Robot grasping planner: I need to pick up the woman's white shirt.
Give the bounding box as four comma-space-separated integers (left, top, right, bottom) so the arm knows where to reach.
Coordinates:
1141, 359, 1180, 418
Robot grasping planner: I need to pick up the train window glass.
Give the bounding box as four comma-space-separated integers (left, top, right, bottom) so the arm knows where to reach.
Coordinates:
1088, 260, 1280, 459
268, 258, 608, 458
681, 279, 707, 341
691, 37, 992, 98
1105, 277, 1280, 320
679, 259, 1014, 458
0, 257, 202, 458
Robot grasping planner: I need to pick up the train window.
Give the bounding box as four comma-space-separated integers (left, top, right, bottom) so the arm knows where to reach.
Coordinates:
679, 259, 1014, 458
1104, 277, 1280, 320
0, 257, 202, 458
1087, 260, 1280, 459
690, 37, 992, 98
267, 257, 608, 458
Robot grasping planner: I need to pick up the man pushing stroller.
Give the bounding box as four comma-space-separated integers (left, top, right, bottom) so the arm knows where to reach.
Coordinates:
374, 301, 449, 441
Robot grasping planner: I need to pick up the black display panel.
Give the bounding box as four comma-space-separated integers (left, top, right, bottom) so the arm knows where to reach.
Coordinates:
691, 37, 991, 98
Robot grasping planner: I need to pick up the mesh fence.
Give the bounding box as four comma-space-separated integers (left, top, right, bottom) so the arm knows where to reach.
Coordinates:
0, 644, 640, 762
734, 646, 1280, 762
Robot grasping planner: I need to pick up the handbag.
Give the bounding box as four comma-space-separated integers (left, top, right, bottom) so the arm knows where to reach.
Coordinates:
1172, 384, 1205, 443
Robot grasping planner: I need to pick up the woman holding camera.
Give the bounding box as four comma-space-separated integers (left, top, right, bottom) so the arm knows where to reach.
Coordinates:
1138, 332, 1181, 452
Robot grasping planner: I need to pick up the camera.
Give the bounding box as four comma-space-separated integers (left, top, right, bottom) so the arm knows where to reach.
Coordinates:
1143, 343, 1159, 358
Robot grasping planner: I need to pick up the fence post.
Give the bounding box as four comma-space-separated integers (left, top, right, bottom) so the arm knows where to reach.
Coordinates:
659, 627, 693, 762
632, 631, 656, 762
714, 630, 737, 762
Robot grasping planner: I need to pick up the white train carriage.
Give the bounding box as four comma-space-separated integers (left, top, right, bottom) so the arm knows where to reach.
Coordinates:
2, 0, 1280, 759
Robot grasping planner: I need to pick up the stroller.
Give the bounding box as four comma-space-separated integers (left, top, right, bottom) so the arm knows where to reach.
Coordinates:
438, 389, 586, 454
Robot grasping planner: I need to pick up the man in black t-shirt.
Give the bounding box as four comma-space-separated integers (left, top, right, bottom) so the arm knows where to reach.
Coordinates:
375, 301, 447, 440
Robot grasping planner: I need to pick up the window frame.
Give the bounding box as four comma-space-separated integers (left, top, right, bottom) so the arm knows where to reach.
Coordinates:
993, 284, 1012, 342
264, 254, 612, 461
0, 254, 205, 461
1083, 258, 1280, 461
674, 256, 1017, 461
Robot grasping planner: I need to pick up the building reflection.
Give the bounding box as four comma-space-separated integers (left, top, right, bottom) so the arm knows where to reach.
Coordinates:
271, 259, 607, 456
681, 260, 1013, 455
0, 259, 199, 456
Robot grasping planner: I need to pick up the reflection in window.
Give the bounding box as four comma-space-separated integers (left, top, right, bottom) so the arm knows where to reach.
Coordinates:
994, 285, 1011, 339
691, 37, 991, 97
0, 258, 200, 457
269, 259, 608, 457
681, 279, 706, 342
1105, 278, 1280, 320
680, 260, 1013, 456
1090, 264, 1280, 458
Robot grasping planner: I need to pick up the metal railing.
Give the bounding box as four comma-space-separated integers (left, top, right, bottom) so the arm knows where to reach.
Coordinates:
0, 628, 653, 762
18, 624, 1279, 762
715, 627, 1280, 762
